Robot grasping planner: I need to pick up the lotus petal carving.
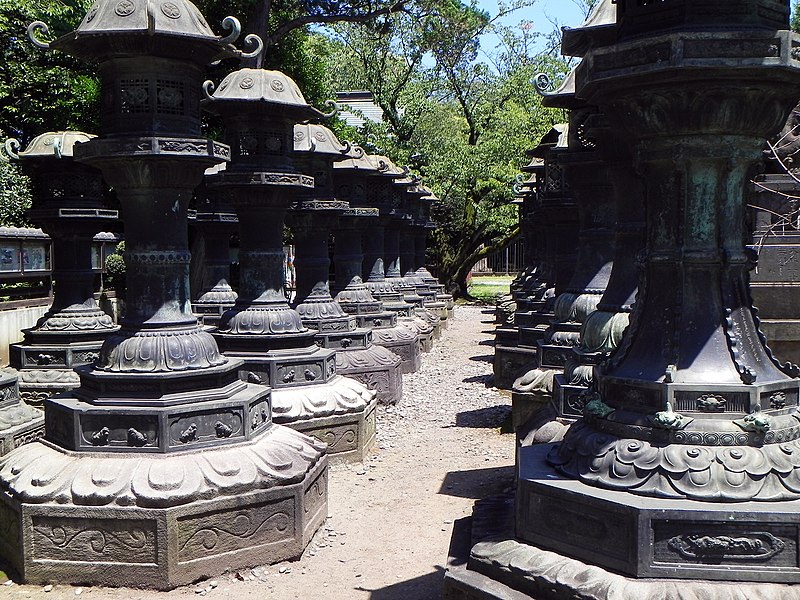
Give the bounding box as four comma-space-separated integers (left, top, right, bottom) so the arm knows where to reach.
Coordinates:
0, 426, 324, 508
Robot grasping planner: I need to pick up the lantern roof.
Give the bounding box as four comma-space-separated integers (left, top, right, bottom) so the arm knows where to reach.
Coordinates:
561, 0, 617, 57
204, 69, 327, 120
5, 131, 94, 160
293, 123, 350, 157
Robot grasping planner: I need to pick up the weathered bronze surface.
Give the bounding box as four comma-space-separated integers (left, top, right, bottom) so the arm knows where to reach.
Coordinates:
286, 124, 403, 406
0, 2, 327, 588
205, 69, 377, 456
5, 131, 119, 406
332, 146, 422, 375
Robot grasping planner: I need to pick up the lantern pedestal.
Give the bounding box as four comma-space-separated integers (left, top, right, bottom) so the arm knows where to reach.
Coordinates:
0, 372, 43, 456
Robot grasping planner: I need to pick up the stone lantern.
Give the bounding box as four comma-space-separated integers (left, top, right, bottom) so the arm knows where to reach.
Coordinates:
448, 1, 800, 597
386, 174, 425, 308
331, 145, 422, 374
363, 155, 436, 352
493, 126, 579, 389
289, 122, 403, 406
511, 73, 616, 419
5, 131, 119, 404
0, 3, 327, 588
204, 68, 376, 461
387, 174, 443, 337
493, 159, 544, 359
412, 187, 454, 316
189, 165, 238, 326
399, 183, 447, 322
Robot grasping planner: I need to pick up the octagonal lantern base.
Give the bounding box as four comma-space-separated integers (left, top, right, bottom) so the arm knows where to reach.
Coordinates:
517, 443, 800, 583
333, 346, 403, 406
372, 325, 422, 374
399, 317, 435, 353
285, 396, 377, 464
0, 416, 44, 457
0, 429, 328, 590
442, 492, 800, 600
10, 339, 106, 406
493, 345, 538, 390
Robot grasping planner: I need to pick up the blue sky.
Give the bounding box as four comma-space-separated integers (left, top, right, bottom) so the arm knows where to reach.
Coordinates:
475, 0, 588, 58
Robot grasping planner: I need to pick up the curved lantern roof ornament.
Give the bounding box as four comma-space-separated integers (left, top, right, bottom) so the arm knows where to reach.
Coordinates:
560, 0, 618, 58
367, 154, 405, 178
2, 131, 95, 161
28, 0, 261, 64
202, 68, 327, 120
333, 144, 376, 172
293, 123, 350, 157
534, 66, 576, 101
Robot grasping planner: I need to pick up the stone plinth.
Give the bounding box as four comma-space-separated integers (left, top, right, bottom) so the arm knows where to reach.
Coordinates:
443, 489, 800, 600
0, 372, 43, 456
5, 131, 119, 405
519, 444, 800, 582
0, 425, 327, 589
0, 5, 329, 589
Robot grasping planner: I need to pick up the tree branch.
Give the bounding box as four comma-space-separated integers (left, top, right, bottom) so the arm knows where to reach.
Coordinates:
262, 1, 409, 48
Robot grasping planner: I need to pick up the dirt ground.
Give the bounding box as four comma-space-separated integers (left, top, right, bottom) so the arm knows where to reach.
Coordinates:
0, 305, 515, 600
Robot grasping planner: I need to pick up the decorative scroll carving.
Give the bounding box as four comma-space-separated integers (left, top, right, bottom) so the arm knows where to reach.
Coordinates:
668, 532, 785, 561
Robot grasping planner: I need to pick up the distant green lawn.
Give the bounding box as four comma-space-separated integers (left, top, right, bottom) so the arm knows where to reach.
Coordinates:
468, 275, 513, 303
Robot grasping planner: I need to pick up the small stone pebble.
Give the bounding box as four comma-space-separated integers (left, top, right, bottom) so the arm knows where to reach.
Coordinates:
43, 585, 53, 593
75, 588, 83, 596
2, 580, 13, 587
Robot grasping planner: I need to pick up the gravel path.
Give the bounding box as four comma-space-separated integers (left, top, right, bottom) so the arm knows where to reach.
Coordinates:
1, 305, 514, 600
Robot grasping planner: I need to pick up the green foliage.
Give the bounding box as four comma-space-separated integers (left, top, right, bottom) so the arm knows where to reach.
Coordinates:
322, 6, 567, 296
0, 0, 95, 227
0, 159, 31, 227
104, 241, 126, 297
0, 0, 98, 139
793, 0, 800, 32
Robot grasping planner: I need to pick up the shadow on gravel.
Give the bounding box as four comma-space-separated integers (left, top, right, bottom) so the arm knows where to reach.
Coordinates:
366, 566, 445, 600
468, 354, 494, 363
462, 374, 493, 386
456, 405, 511, 428
477, 339, 494, 347
438, 466, 515, 499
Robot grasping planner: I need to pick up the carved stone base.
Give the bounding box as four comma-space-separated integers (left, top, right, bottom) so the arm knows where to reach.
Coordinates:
0, 372, 45, 456
373, 325, 421, 374
424, 301, 450, 325
510, 391, 551, 434
552, 373, 590, 422
493, 345, 538, 390
334, 345, 403, 406
10, 339, 105, 406
442, 492, 800, 600
287, 396, 377, 464
0, 426, 328, 589
517, 443, 800, 583
192, 301, 234, 327
399, 317, 435, 353
518, 324, 549, 348
494, 326, 518, 347
534, 342, 574, 370
415, 307, 442, 339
